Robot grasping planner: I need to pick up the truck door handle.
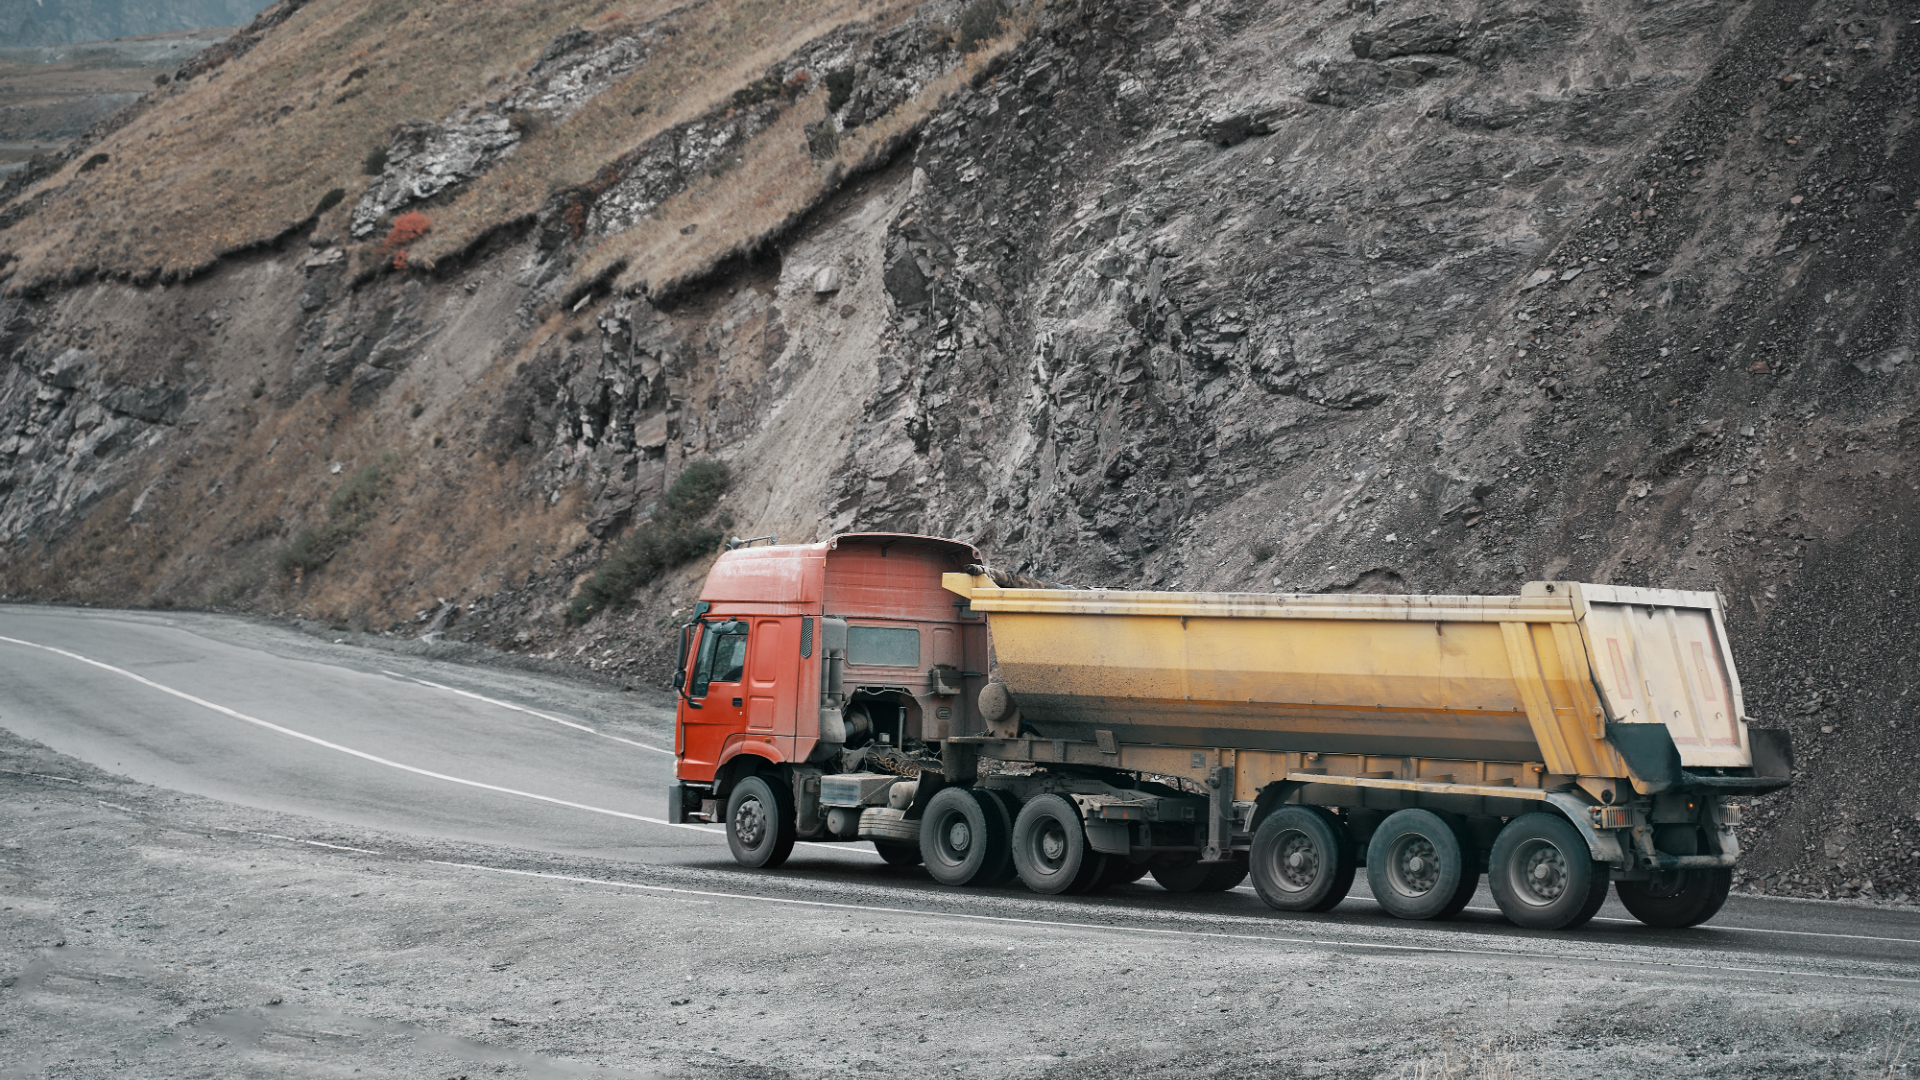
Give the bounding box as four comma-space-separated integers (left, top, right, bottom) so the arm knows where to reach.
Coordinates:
733, 697, 743, 707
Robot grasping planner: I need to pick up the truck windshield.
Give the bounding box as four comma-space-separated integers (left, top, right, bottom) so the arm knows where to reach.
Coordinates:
847, 625, 920, 667
691, 624, 749, 696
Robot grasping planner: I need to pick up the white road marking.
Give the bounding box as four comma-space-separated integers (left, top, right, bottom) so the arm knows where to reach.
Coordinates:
0, 768, 81, 784
0, 633, 876, 861
379, 670, 672, 755
429, 860, 1920, 987
264, 834, 384, 855
0, 634, 702, 832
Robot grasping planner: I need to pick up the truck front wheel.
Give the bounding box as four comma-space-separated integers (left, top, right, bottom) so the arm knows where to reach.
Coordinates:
1250, 806, 1356, 913
1012, 794, 1107, 895
726, 775, 796, 869
1488, 812, 1609, 930
1616, 867, 1732, 928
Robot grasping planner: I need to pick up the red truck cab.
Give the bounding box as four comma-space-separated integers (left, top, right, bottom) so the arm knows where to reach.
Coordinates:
667, 533, 987, 830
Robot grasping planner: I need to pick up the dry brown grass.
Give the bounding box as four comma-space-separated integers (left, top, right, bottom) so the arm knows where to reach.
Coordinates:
0, 0, 909, 292
581, 24, 1029, 298
2, 0, 626, 288
408, 0, 916, 268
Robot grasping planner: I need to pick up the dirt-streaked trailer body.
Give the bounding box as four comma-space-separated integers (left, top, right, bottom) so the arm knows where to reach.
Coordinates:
669, 533, 1787, 930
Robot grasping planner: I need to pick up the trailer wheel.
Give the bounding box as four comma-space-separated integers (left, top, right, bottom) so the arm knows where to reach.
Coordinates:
1366, 809, 1477, 921
726, 774, 796, 869
972, 788, 1021, 886
920, 787, 1011, 886
1616, 867, 1732, 928
873, 842, 922, 867
1487, 812, 1609, 930
1012, 794, 1105, 895
1251, 806, 1357, 912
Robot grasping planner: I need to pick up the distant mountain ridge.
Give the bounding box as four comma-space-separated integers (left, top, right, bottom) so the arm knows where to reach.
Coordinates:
0, 0, 269, 46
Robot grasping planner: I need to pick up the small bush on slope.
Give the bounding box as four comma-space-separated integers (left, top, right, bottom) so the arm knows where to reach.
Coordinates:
569, 460, 730, 624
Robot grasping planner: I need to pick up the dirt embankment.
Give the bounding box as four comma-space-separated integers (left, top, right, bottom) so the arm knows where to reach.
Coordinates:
0, 0, 1916, 909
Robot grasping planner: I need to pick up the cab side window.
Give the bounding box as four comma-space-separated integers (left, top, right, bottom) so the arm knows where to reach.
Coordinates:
713, 632, 748, 684
690, 623, 748, 697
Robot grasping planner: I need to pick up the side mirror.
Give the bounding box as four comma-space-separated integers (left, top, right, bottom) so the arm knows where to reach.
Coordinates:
671, 670, 685, 691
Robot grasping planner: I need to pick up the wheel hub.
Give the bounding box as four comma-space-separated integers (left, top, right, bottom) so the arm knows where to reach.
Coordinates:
948, 820, 972, 853
736, 797, 766, 847
1510, 838, 1569, 905
1389, 837, 1439, 896
1039, 825, 1067, 864
1275, 833, 1320, 890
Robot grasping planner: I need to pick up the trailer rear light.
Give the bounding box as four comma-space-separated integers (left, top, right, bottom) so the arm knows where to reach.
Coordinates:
1097, 805, 1145, 821
1588, 806, 1632, 830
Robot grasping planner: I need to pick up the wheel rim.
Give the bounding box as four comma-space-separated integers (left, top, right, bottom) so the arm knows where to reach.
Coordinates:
1506, 837, 1569, 907
1268, 830, 1321, 894
931, 804, 972, 866
735, 795, 767, 848
1035, 821, 1068, 871
1386, 834, 1439, 897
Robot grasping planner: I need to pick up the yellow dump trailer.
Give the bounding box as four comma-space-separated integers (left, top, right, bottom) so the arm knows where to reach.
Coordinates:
935, 573, 1788, 930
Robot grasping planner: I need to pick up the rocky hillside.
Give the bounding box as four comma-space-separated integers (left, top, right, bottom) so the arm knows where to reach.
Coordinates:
1, 0, 1917, 906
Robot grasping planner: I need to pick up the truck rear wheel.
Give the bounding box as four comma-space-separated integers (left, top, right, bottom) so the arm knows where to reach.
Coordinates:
920, 787, 1012, 886
1366, 809, 1478, 921
1251, 806, 1356, 913
1616, 867, 1732, 928
1488, 812, 1609, 930
726, 775, 795, 869
1012, 794, 1106, 895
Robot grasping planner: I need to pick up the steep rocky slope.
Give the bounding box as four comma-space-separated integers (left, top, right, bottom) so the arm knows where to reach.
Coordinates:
1, 0, 1917, 906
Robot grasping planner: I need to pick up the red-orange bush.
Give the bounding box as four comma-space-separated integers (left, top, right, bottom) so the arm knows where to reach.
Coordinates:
383, 211, 431, 269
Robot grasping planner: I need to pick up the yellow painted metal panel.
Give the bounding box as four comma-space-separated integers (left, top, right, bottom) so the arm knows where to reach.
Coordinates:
945, 574, 1757, 779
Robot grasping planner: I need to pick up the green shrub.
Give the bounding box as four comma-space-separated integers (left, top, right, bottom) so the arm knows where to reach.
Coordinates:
314, 187, 346, 216
956, 0, 1008, 52
361, 145, 388, 176
569, 460, 731, 624
824, 67, 856, 114
280, 455, 398, 577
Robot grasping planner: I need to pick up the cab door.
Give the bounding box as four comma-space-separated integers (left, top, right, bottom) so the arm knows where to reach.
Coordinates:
678, 621, 750, 778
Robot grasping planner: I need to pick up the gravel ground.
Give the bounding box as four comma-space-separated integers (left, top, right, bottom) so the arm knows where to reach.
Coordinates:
5, 723, 1920, 1080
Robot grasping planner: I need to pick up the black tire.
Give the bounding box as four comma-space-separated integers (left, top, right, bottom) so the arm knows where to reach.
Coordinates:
873, 841, 922, 866
920, 787, 1011, 886
1366, 808, 1476, 921
1200, 859, 1249, 891
1251, 806, 1357, 913
1488, 812, 1611, 930
1099, 858, 1153, 887
1012, 794, 1101, 895
725, 774, 795, 869
1149, 858, 1245, 893
1150, 859, 1208, 893
1616, 867, 1733, 928
972, 788, 1021, 886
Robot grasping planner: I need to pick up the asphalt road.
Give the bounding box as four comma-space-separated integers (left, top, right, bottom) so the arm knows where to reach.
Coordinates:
3, 603, 1917, 986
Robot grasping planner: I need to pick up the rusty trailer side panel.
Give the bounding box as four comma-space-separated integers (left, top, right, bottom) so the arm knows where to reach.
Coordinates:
943, 574, 1755, 789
